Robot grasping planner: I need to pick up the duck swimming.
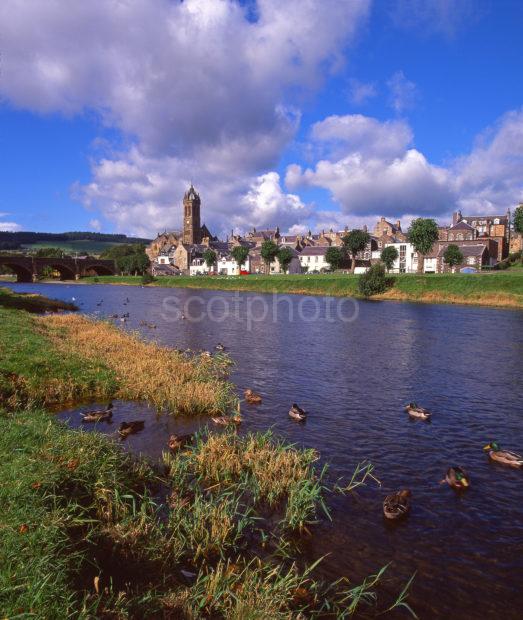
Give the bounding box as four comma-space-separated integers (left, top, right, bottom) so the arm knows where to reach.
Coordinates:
442, 466, 470, 490
383, 489, 411, 520
168, 433, 194, 451
118, 420, 145, 438
211, 414, 242, 427
215, 343, 225, 351
404, 402, 431, 421
244, 389, 262, 405
483, 442, 523, 468
81, 403, 113, 423
289, 403, 307, 422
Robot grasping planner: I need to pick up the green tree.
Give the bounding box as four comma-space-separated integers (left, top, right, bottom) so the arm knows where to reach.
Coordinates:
443, 244, 464, 271
277, 246, 294, 273
343, 230, 370, 273
231, 245, 250, 273
408, 218, 439, 273
514, 204, 523, 263
380, 246, 399, 272
34, 247, 65, 258
260, 240, 279, 274
325, 246, 344, 271
202, 248, 217, 273
358, 263, 388, 297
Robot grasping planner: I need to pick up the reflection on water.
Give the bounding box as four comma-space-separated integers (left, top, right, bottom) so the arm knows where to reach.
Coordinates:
8, 281, 523, 619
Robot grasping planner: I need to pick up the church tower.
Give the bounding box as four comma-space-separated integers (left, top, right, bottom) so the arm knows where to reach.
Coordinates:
182, 184, 201, 245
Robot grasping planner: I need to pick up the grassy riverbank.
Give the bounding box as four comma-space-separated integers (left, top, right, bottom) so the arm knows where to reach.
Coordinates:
82, 271, 523, 308
0, 296, 235, 414
0, 296, 414, 617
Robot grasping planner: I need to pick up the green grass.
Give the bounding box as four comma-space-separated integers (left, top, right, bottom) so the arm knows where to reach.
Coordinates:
0, 285, 77, 313
82, 271, 523, 308
0, 304, 116, 410
21, 240, 135, 255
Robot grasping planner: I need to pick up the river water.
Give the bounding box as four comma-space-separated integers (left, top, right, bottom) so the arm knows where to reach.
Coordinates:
7, 281, 523, 618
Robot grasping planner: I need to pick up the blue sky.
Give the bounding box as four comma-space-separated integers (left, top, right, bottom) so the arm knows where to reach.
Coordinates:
1, 0, 522, 237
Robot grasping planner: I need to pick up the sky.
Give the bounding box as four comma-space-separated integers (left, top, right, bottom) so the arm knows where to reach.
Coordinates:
1, 0, 523, 239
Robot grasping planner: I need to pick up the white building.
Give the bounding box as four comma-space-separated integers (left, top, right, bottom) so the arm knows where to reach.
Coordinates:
189, 253, 250, 276
384, 242, 418, 273
298, 246, 330, 272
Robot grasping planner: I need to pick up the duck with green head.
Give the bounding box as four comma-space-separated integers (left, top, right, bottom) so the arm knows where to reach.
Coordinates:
442, 466, 470, 490
483, 442, 523, 468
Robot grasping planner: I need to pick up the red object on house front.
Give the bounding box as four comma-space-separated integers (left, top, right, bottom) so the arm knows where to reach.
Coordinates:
240, 270, 251, 275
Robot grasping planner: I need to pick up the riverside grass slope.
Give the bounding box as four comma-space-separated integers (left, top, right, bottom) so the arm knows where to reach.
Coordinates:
0, 292, 416, 618
82, 271, 523, 309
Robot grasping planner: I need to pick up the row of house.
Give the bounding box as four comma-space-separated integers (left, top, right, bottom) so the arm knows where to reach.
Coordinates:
147, 186, 520, 276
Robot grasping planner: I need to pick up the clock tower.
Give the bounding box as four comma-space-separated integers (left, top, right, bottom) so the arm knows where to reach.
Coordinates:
182, 184, 201, 245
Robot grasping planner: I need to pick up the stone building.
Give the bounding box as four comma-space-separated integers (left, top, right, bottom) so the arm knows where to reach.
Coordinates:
373, 217, 406, 240
446, 210, 511, 261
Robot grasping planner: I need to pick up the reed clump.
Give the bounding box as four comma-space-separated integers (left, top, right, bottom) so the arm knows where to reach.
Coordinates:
36, 313, 236, 415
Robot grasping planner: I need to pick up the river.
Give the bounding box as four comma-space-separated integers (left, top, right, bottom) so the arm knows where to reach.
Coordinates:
6, 281, 523, 618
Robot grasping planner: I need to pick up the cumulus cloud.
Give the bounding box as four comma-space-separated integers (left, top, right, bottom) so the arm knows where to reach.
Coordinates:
233, 172, 312, 231
387, 71, 419, 113
286, 109, 523, 225
0, 0, 371, 234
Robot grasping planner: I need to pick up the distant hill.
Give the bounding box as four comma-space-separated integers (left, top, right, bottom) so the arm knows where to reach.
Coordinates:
0, 231, 151, 256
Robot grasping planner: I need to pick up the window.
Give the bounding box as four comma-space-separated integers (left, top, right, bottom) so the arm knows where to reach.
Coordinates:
494, 218, 500, 225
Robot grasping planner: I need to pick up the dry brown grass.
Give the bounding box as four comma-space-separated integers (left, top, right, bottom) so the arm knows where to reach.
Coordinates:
376, 289, 522, 308
187, 431, 320, 507
39, 314, 236, 415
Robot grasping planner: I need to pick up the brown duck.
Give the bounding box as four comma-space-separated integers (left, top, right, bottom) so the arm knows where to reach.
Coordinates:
118, 420, 145, 438
244, 389, 262, 405
383, 489, 411, 520
483, 442, 523, 468
404, 402, 431, 421
168, 433, 194, 451
289, 403, 307, 422
82, 403, 113, 423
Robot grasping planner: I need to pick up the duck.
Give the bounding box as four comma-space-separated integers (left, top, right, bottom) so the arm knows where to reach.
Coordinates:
289, 403, 307, 422
211, 414, 242, 427
118, 420, 145, 438
168, 433, 194, 451
81, 403, 113, 423
442, 466, 470, 490
383, 489, 411, 520
404, 402, 431, 421
483, 441, 523, 468
201, 350, 212, 358
215, 343, 225, 351
244, 389, 262, 405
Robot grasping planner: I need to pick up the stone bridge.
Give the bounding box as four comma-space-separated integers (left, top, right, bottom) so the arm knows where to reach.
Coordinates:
0, 255, 117, 282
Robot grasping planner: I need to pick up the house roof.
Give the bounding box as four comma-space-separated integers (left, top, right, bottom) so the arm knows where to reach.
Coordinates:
449, 220, 475, 231
427, 243, 487, 258
300, 246, 328, 256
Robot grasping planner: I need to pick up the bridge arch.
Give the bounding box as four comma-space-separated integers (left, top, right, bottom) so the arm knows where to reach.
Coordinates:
0, 261, 33, 282
82, 263, 115, 276
44, 262, 77, 281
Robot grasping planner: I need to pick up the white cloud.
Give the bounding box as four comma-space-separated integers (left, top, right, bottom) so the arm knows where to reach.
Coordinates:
286, 109, 523, 225
0, 221, 21, 232
234, 172, 312, 231
387, 71, 419, 113
348, 79, 377, 105
0, 0, 371, 234
310, 114, 413, 159
89, 218, 102, 231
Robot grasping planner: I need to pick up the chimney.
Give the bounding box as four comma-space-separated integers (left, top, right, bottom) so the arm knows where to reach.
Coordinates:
395, 220, 401, 231
452, 210, 462, 226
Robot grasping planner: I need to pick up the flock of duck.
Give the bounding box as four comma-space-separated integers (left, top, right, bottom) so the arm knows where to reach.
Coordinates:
381, 402, 523, 521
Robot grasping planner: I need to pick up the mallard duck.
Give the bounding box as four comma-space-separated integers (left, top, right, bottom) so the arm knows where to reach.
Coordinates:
483, 442, 523, 468
244, 389, 262, 405
118, 420, 145, 438
82, 403, 113, 423
404, 402, 431, 421
215, 343, 225, 351
383, 489, 411, 520
168, 433, 194, 451
442, 466, 470, 490
211, 414, 242, 427
289, 403, 307, 421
